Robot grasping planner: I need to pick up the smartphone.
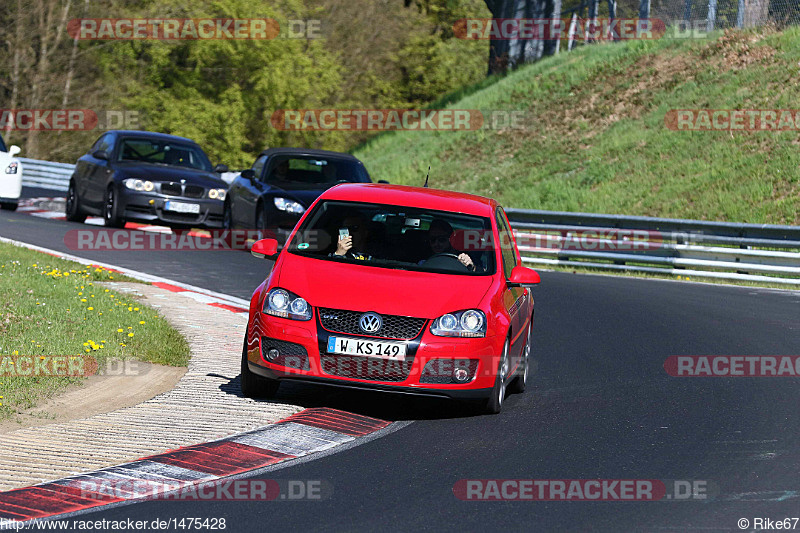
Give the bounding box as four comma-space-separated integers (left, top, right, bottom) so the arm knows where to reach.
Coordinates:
339, 228, 349, 239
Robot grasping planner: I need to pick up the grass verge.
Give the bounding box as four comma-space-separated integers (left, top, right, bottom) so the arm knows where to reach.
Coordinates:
0, 241, 190, 419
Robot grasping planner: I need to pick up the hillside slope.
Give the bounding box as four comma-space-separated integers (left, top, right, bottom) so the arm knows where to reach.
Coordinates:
354, 27, 800, 225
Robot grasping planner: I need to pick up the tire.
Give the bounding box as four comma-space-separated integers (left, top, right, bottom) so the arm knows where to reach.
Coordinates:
255, 201, 268, 240
0, 201, 18, 212
103, 184, 125, 228
65, 181, 86, 222
508, 319, 532, 395
484, 337, 511, 415
240, 337, 280, 398
223, 199, 233, 230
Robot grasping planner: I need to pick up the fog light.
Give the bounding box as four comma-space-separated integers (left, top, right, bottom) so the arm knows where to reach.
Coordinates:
453, 367, 470, 383
266, 348, 279, 361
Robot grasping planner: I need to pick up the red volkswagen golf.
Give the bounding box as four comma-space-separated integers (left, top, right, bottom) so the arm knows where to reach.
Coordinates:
241, 183, 539, 413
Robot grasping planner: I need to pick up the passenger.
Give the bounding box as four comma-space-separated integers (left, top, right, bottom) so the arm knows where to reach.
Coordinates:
332, 214, 372, 261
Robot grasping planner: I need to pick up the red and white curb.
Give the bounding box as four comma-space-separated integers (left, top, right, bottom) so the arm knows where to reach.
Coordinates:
0, 236, 250, 315
0, 408, 394, 521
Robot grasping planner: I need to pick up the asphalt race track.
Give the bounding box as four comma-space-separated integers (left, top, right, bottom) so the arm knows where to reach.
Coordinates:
2, 201, 800, 532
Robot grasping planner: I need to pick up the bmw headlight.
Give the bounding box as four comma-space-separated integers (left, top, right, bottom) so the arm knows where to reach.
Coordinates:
431, 309, 486, 337
123, 178, 154, 192
208, 188, 227, 201
274, 197, 305, 214
263, 287, 312, 321
5, 162, 18, 174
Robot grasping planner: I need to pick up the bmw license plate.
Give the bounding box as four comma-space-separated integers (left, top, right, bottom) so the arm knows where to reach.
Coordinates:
327, 336, 406, 361
164, 201, 200, 214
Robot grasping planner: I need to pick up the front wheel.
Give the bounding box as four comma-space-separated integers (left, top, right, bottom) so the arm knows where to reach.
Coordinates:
0, 202, 18, 212
483, 337, 510, 414
240, 337, 280, 398
103, 185, 125, 228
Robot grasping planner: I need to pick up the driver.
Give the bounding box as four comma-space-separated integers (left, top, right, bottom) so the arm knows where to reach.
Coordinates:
426, 219, 476, 271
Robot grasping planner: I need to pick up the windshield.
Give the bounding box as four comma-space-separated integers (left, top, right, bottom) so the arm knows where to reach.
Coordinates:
287, 200, 496, 275
0, 133, 7, 153
264, 156, 368, 188
117, 138, 212, 171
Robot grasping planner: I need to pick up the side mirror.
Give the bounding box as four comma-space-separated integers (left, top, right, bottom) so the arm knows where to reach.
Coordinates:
240, 169, 256, 181
214, 163, 229, 173
8, 145, 21, 157
93, 149, 109, 161
508, 265, 540, 286
251, 238, 278, 259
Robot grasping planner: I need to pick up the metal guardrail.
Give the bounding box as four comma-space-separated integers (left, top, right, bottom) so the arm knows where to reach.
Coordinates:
19, 158, 73, 192
18, 157, 800, 285
506, 208, 800, 285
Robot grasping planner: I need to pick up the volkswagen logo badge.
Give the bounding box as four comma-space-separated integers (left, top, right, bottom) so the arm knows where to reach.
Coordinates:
359, 312, 382, 334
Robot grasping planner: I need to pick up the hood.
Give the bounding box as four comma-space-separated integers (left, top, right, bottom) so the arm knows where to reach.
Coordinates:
276, 254, 495, 319
116, 162, 227, 188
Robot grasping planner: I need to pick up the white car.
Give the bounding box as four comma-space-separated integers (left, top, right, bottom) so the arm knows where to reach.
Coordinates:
0, 133, 22, 211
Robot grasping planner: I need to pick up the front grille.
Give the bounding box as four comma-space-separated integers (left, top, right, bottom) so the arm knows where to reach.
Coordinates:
420, 359, 479, 384
160, 182, 182, 196
184, 185, 205, 199
320, 354, 412, 382
261, 337, 309, 370
318, 308, 426, 340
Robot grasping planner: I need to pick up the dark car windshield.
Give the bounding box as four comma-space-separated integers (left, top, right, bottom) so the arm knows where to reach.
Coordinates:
117, 138, 213, 171
264, 156, 369, 189
286, 200, 496, 276
0, 133, 7, 153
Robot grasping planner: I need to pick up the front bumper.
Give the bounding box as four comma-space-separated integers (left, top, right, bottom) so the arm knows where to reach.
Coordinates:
118, 189, 225, 228
246, 310, 502, 400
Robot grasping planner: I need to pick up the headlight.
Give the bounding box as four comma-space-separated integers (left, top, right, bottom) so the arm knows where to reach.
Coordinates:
208, 188, 227, 201
123, 178, 154, 192
5, 162, 18, 174
263, 287, 312, 321
274, 197, 305, 214
431, 309, 486, 337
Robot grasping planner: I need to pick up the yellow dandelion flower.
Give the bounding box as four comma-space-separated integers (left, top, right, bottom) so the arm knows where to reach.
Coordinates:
78, 292, 82, 296
81, 298, 87, 302
117, 328, 123, 333
139, 321, 145, 325
134, 307, 139, 311
127, 333, 134, 337
128, 307, 133, 311
104, 289, 109, 293
87, 307, 94, 311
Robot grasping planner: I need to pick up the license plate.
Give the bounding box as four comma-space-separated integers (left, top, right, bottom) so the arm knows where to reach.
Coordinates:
327, 336, 406, 361
164, 201, 200, 214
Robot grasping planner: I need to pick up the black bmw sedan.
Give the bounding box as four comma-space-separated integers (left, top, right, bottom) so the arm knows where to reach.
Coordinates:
66, 130, 229, 228
225, 148, 374, 243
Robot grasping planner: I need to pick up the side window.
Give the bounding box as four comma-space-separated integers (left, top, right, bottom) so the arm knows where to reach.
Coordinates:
252, 155, 268, 180
496, 208, 517, 279
91, 134, 111, 153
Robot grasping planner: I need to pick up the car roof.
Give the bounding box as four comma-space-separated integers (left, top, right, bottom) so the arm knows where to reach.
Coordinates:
110, 130, 198, 145
320, 183, 498, 217
258, 147, 362, 162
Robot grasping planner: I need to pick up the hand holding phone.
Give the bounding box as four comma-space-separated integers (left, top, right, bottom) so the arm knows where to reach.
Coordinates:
336, 228, 352, 255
